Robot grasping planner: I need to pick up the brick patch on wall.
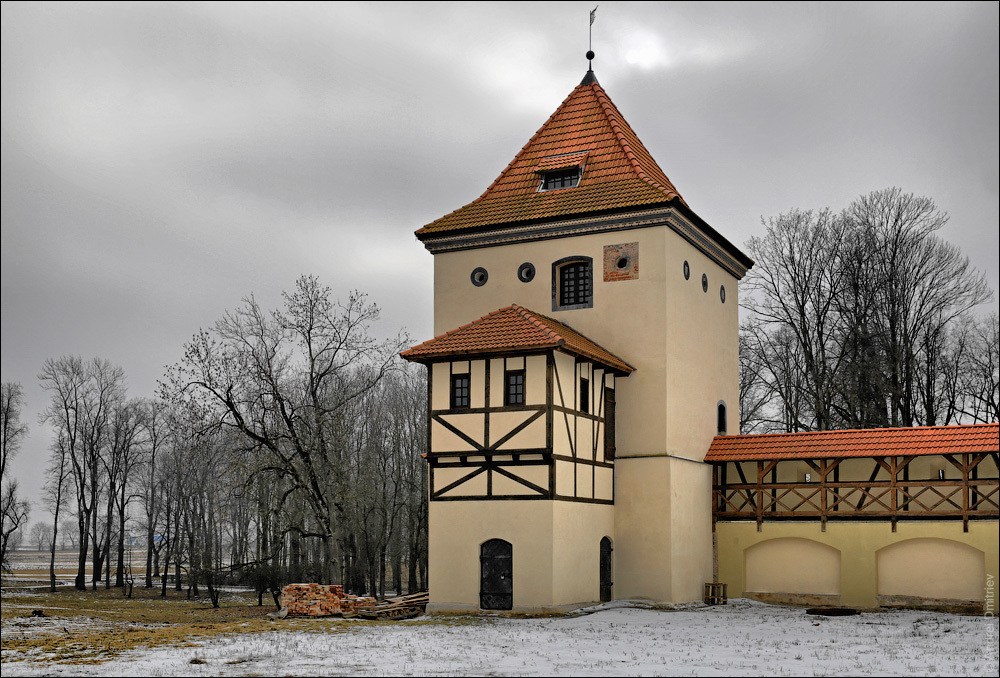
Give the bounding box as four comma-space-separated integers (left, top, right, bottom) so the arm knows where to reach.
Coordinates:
603, 242, 639, 281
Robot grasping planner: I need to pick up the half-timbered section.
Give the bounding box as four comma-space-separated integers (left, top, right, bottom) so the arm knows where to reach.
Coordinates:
402, 304, 633, 504
708, 424, 999, 612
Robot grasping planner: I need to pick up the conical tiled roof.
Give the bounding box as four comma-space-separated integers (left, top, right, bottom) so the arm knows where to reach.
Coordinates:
416, 76, 686, 238
400, 304, 635, 374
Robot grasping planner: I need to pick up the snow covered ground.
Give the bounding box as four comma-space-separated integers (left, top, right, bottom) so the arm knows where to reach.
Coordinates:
2, 599, 997, 676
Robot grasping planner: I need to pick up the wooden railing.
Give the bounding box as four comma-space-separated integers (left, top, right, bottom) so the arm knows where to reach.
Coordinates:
712, 453, 999, 532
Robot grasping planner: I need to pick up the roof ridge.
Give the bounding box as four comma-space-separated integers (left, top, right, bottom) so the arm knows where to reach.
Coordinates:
591, 83, 685, 206
516, 305, 637, 373
401, 305, 516, 356
420, 86, 585, 231
476, 87, 583, 201
401, 304, 634, 374
511, 304, 565, 345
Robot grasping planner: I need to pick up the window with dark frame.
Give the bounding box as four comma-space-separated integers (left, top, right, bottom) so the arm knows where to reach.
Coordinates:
539, 167, 581, 191
560, 261, 591, 307
504, 369, 525, 406
717, 402, 727, 434
451, 373, 470, 409
580, 376, 590, 413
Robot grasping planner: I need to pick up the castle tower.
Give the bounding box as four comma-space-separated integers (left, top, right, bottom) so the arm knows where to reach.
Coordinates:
403, 64, 753, 611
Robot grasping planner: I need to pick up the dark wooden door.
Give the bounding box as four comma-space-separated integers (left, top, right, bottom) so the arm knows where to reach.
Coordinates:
480, 539, 512, 610
600, 537, 613, 602
604, 387, 616, 460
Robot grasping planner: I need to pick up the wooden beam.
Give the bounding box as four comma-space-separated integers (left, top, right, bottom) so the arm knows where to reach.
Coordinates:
963, 452, 970, 532
431, 414, 485, 452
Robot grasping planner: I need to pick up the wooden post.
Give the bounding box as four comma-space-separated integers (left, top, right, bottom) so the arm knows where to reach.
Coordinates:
890, 455, 898, 533
820, 458, 828, 532
756, 461, 764, 532
962, 452, 969, 533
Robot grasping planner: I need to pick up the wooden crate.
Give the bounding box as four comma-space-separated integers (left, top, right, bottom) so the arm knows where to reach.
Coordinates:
704, 582, 728, 605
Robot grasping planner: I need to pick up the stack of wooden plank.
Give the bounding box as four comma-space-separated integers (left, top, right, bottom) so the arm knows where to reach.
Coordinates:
355, 591, 429, 620
282, 583, 375, 617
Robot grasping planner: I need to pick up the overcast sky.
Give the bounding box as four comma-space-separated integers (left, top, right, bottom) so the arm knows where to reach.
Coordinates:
2, 1, 998, 510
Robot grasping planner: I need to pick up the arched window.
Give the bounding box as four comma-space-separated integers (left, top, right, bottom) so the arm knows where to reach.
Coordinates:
717, 401, 727, 435
552, 256, 593, 311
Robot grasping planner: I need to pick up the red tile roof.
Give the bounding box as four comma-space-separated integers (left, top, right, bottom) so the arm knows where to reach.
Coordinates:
535, 151, 590, 172
416, 78, 686, 237
400, 304, 634, 374
706, 424, 999, 462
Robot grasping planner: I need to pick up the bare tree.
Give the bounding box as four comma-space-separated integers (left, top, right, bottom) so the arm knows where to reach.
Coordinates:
39, 357, 126, 590
742, 189, 994, 432
29, 521, 54, 551
138, 398, 169, 588
847, 188, 993, 426
1, 382, 31, 574
165, 276, 407, 586
959, 312, 1000, 423
43, 431, 72, 590
737, 326, 774, 434
744, 209, 849, 430
107, 398, 146, 588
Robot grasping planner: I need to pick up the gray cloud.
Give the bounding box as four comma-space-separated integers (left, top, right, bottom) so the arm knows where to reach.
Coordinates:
2, 1, 997, 506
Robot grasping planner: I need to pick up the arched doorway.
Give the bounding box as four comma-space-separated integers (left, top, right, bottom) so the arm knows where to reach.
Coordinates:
600, 537, 613, 602
480, 539, 512, 610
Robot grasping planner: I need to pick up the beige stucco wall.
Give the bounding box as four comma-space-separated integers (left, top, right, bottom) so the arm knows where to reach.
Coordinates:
552, 502, 615, 605
614, 455, 713, 603
427, 500, 613, 612
745, 537, 841, 595
433, 218, 738, 463
877, 538, 986, 601
662, 234, 740, 460
717, 520, 999, 608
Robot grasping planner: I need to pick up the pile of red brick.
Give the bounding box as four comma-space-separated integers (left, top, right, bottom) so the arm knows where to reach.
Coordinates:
281, 583, 376, 617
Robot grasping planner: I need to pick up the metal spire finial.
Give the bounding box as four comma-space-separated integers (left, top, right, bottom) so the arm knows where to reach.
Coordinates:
581, 6, 599, 85
587, 5, 598, 69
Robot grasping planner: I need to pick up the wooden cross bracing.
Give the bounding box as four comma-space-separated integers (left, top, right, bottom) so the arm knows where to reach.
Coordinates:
712, 452, 998, 533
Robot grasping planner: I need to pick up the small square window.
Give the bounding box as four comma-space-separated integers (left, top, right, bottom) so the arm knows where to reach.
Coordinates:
504, 370, 525, 406
451, 374, 470, 409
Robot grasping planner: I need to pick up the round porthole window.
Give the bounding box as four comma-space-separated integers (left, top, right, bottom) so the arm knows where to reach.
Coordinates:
616, 255, 630, 270
517, 262, 535, 283
471, 267, 488, 287
683, 261, 690, 280
702, 273, 708, 293
720, 285, 726, 303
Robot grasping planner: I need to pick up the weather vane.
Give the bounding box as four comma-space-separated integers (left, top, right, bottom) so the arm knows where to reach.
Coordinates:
587, 5, 598, 68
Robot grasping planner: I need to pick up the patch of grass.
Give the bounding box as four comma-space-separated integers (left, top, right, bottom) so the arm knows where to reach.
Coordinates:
1, 585, 482, 665
1, 585, 281, 663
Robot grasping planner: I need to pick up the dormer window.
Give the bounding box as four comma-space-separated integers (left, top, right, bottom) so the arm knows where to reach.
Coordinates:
539, 167, 581, 191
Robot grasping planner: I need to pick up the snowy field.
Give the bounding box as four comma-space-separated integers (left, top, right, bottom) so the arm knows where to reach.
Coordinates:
2, 599, 998, 677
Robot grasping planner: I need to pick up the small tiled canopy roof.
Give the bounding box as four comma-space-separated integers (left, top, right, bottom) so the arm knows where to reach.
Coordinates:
705, 424, 1000, 462
400, 304, 634, 375
416, 76, 686, 237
